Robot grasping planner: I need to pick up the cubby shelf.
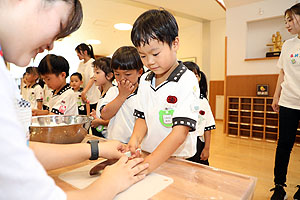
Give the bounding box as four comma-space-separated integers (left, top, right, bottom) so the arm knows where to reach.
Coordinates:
227, 96, 300, 144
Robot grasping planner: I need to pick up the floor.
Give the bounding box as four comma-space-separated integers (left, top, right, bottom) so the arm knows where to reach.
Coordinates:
209, 121, 300, 200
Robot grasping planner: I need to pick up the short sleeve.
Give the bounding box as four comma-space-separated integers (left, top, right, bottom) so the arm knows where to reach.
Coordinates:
34, 85, 43, 101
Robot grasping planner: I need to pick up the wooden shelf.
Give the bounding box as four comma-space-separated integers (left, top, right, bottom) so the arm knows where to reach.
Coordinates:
244, 57, 279, 61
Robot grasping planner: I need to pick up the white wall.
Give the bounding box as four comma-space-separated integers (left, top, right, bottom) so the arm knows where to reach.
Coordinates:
226, 0, 297, 76
9, 38, 81, 83
210, 18, 226, 80
178, 23, 203, 68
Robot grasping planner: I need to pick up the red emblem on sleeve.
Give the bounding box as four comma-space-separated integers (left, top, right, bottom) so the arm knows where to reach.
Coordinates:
199, 110, 205, 115
167, 96, 177, 104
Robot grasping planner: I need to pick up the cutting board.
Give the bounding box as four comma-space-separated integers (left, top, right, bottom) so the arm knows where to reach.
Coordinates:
58, 161, 173, 200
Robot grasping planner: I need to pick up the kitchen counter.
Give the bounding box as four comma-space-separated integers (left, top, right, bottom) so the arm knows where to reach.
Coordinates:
48, 135, 257, 200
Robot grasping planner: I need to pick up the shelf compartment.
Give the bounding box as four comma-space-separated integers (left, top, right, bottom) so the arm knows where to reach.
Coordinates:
265, 133, 278, 141
252, 131, 263, 139
253, 104, 264, 112
240, 129, 250, 137
253, 98, 265, 104
253, 112, 264, 118
229, 98, 239, 103
240, 124, 250, 130
253, 118, 264, 125
241, 98, 251, 104
241, 104, 251, 110
229, 110, 238, 116
229, 116, 238, 122
240, 111, 251, 117
229, 104, 239, 110
240, 117, 251, 123
266, 119, 278, 126
266, 113, 278, 118
228, 127, 238, 136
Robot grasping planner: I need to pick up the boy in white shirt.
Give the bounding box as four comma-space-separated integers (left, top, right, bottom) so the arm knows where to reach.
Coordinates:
22, 66, 43, 110
33, 54, 78, 116
100, 46, 144, 143
128, 9, 200, 173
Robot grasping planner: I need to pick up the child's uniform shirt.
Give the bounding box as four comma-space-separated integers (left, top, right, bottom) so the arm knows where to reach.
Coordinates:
42, 84, 53, 111
73, 87, 87, 115
134, 62, 200, 158
22, 83, 43, 109
195, 94, 216, 142
77, 58, 100, 105
101, 86, 138, 144
94, 92, 109, 138
48, 84, 78, 115
0, 46, 67, 200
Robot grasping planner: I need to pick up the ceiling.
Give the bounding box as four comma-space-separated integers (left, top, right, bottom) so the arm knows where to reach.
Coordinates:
70, 0, 226, 56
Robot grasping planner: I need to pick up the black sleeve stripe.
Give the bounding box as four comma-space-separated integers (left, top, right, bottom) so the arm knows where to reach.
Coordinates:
133, 109, 145, 119
51, 108, 63, 115
204, 125, 216, 131
99, 105, 105, 113
173, 117, 197, 132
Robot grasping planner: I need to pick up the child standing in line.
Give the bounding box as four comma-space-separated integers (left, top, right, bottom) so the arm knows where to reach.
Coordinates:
128, 9, 201, 173
22, 66, 43, 110
75, 43, 100, 112
70, 72, 90, 116
33, 54, 78, 116
184, 61, 216, 165
100, 46, 144, 144
90, 57, 114, 138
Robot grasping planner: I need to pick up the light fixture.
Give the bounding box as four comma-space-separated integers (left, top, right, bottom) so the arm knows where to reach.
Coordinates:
86, 39, 101, 45
114, 23, 132, 31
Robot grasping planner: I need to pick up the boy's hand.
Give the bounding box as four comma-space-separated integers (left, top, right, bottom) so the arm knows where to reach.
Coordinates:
90, 109, 97, 118
91, 119, 101, 128
117, 79, 135, 98
127, 139, 142, 158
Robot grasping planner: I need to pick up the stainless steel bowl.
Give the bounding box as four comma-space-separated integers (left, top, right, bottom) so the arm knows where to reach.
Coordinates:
30, 115, 91, 144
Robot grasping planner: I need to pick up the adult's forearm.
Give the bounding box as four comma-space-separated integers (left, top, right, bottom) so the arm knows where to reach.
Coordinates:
29, 142, 90, 170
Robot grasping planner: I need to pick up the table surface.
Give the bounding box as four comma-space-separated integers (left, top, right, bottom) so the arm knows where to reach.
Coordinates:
48, 136, 257, 200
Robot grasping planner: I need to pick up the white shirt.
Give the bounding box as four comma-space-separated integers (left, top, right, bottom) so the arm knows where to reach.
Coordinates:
0, 50, 66, 200
77, 58, 101, 104
94, 92, 109, 138
277, 36, 300, 110
196, 95, 216, 142
102, 86, 138, 144
22, 83, 43, 109
43, 84, 53, 109
49, 84, 78, 115
134, 63, 200, 157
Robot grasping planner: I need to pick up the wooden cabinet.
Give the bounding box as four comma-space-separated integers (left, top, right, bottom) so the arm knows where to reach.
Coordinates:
227, 96, 300, 145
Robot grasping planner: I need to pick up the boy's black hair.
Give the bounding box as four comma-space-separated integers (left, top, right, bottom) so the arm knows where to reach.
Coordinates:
183, 61, 208, 99
111, 46, 143, 71
38, 54, 70, 78
131, 9, 178, 48
71, 72, 83, 81
25, 66, 39, 75
93, 57, 115, 82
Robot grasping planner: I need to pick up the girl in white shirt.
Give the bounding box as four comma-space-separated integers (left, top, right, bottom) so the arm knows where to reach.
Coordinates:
270, 3, 300, 200
75, 43, 101, 112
